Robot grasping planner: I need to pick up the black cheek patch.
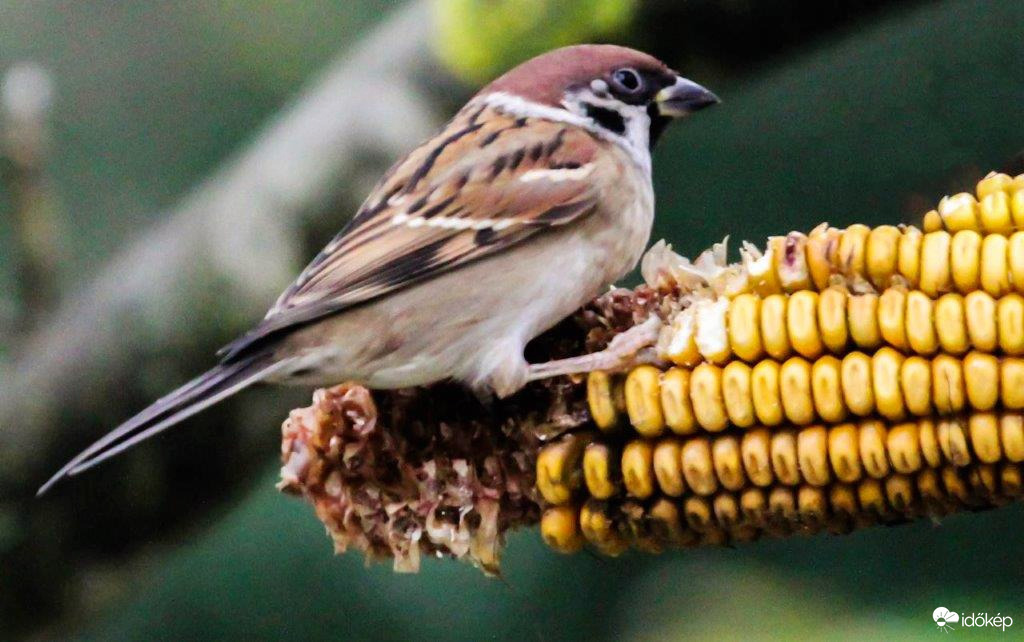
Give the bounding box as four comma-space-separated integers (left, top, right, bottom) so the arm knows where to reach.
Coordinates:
583, 103, 626, 136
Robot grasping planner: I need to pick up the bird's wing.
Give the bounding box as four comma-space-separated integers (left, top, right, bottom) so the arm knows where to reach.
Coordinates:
219, 105, 607, 361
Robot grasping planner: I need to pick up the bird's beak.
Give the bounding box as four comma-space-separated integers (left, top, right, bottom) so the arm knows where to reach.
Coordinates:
654, 76, 720, 118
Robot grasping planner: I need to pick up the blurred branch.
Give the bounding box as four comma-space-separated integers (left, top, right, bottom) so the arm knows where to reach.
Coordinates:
0, 63, 62, 333
0, 0, 441, 484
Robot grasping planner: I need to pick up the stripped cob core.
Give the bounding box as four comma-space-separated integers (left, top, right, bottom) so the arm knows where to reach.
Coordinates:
539, 171, 1024, 555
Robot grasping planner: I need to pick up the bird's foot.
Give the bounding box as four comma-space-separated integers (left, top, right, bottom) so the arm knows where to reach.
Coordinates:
525, 316, 663, 382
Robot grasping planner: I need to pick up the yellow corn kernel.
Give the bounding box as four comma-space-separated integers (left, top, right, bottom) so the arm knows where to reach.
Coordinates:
1001, 414, 1024, 462
760, 294, 792, 360
683, 496, 713, 531
580, 500, 627, 556
690, 363, 728, 432
937, 418, 971, 466
859, 419, 890, 479
877, 288, 908, 351
740, 487, 768, 526
806, 224, 842, 291
625, 365, 665, 437
897, 225, 923, 287
583, 442, 618, 500
711, 490, 742, 532
684, 497, 716, 532
935, 293, 969, 354
661, 307, 700, 366
541, 506, 584, 553
780, 357, 815, 425
905, 291, 938, 355
858, 478, 889, 519
1009, 232, 1024, 291
770, 429, 800, 486
797, 425, 830, 486
622, 440, 655, 498
712, 435, 745, 491
965, 290, 998, 351
648, 498, 695, 548
681, 437, 717, 495
828, 423, 861, 483
838, 224, 871, 279
872, 347, 905, 421
828, 484, 859, 531
652, 438, 685, 497
950, 230, 981, 293
963, 351, 999, 411
768, 487, 798, 526
977, 172, 1013, 200
969, 412, 1002, 464
817, 287, 849, 353
1001, 358, 1024, 410
847, 293, 881, 349
979, 190, 1014, 235
981, 233, 1011, 296
787, 290, 824, 359
661, 367, 696, 435
1002, 464, 1023, 497
798, 485, 828, 530
918, 418, 943, 468
922, 210, 942, 233
866, 225, 902, 289
751, 360, 784, 426
938, 192, 980, 232
811, 355, 846, 423
919, 231, 952, 297
536, 433, 591, 505
885, 475, 915, 513
932, 354, 967, 414
728, 293, 764, 362
887, 422, 922, 474
741, 428, 773, 487
587, 371, 618, 431
722, 361, 755, 428
841, 351, 875, 416
998, 294, 1024, 354
900, 356, 933, 416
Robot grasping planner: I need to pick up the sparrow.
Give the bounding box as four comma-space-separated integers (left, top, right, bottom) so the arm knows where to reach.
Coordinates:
39, 44, 718, 494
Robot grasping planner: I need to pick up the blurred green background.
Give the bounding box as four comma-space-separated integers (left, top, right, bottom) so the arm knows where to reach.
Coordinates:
2, 0, 1024, 639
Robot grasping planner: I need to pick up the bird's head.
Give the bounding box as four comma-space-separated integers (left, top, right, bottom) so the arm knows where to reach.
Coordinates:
479, 44, 718, 149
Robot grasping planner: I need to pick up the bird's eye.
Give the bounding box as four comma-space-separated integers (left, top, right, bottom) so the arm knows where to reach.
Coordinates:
611, 68, 642, 93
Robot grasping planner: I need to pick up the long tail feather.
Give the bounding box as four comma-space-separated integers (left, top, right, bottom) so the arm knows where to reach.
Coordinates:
37, 352, 279, 496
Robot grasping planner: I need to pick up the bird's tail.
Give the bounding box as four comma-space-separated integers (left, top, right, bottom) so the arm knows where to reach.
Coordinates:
37, 351, 280, 496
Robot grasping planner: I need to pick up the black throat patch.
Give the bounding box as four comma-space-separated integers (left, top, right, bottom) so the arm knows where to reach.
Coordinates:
583, 103, 626, 136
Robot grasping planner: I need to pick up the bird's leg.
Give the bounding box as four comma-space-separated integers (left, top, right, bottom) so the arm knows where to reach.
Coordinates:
525, 316, 663, 382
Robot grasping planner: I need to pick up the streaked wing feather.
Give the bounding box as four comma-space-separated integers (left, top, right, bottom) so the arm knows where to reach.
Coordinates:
219, 107, 603, 361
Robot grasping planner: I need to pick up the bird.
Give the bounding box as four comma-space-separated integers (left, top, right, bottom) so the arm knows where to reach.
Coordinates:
39, 44, 718, 495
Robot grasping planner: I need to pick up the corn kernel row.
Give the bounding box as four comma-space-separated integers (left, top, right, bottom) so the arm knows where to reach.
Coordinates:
750, 226, 1024, 296
923, 172, 1024, 234
541, 461, 1023, 554
661, 287, 1024, 367
590, 351, 1024, 436
537, 412, 1024, 506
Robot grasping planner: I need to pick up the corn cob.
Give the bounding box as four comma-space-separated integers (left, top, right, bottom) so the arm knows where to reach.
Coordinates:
283, 171, 1024, 569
